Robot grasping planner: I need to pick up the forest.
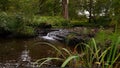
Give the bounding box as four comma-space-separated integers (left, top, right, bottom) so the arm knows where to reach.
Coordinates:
0, 0, 120, 68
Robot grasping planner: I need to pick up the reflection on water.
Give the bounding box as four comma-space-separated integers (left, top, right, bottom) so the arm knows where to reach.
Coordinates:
0, 37, 66, 67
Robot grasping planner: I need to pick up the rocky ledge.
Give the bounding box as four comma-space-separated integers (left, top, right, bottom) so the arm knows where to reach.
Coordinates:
37, 27, 98, 46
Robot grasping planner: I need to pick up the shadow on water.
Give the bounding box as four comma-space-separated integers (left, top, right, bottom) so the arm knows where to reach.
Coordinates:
0, 36, 67, 67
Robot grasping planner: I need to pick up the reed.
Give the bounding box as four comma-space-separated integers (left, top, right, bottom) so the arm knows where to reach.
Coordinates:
34, 32, 120, 68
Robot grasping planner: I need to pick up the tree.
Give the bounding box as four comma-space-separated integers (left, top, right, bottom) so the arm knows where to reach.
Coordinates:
62, 0, 69, 19
37, 0, 61, 16
88, 0, 93, 23
0, 0, 10, 11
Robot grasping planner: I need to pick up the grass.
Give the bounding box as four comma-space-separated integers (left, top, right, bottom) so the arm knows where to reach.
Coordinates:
34, 42, 79, 67
83, 38, 120, 68
34, 29, 120, 68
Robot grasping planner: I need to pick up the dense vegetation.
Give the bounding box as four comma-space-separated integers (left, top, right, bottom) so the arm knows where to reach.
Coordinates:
0, 0, 120, 68
0, 0, 120, 37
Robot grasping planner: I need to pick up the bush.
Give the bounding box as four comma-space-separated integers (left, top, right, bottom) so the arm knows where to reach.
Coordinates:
15, 26, 35, 37
0, 12, 25, 31
30, 16, 70, 28
70, 20, 90, 27
0, 12, 10, 31
0, 12, 35, 37
93, 16, 111, 27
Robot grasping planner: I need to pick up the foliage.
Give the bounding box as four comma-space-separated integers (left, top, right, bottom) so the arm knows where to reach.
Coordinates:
15, 26, 35, 37
34, 30, 120, 68
70, 20, 89, 27
0, 12, 35, 37
34, 42, 80, 68
38, 0, 61, 16
0, 0, 10, 11
92, 16, 112, 27
0, 0, 120, 27
31, 16, 70, 28
0, 12, 10, 31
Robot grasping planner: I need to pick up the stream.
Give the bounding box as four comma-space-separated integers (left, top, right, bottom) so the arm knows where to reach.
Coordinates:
0, 27, 98, 67
0, 33, 67, 67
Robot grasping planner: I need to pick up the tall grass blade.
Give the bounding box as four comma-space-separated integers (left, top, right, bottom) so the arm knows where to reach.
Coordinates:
61, 55, 79, 68
83, 43, 94, 54
112, 53, 120, 64
107, 36, 120, 68
93, 49, 100, 61
62, 48, 72, 56
35, 58, 48, 64
38, 57, 62, 67
92, 38, 99, 61
74, 43, 82, 52
111, 37, 120, 64
99, 47, 110, 63
34, 42, 65, 58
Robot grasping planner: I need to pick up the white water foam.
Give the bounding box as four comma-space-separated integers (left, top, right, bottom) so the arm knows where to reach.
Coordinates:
42, 36, 55, 40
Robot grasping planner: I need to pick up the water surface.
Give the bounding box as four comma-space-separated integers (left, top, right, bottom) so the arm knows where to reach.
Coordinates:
0, 37, 66, 63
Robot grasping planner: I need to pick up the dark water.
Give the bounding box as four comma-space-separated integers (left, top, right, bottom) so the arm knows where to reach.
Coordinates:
0, 37, 66, 63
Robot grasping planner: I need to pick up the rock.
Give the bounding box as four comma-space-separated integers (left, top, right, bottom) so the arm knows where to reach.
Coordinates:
46, 29, 86, 46
36, 29, 59, 36
37, 27, 97, 46
47, 30, 69, 41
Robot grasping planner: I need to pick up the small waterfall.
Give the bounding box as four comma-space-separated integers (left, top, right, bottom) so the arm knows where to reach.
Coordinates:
41, 29, 70, 41
42, 32, 55, 40
41, 30, 61, 40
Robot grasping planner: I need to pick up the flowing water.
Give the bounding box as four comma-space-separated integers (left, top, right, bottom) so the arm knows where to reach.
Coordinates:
0, 35, 66, 67
0, 27, 93, 67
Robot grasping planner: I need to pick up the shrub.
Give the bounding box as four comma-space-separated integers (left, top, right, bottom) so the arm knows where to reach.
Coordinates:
31, 16, 70, 28
70, 20, 86, 27
15, 26, 35, 37
0, 12, 25, 31
34, 30, 120, 68
93, 16, 111, 27
0, 12, 10, 31
0, 12, 35, 37
35, 37, 120, 68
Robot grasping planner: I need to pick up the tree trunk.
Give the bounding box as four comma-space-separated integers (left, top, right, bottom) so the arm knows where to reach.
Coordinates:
89, 0, 93, 23
62, 0, 69, 20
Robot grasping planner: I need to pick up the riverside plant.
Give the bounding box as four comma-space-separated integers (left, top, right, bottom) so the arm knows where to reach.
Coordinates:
34, 34, 120, 68
81, 38, 120, 68
34, 42, 80, 68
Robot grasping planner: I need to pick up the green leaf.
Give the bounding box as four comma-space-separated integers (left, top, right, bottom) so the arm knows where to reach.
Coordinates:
61, 55, 79, 68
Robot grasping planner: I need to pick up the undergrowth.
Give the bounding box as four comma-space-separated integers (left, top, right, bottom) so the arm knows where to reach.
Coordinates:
34, 30, 120, 68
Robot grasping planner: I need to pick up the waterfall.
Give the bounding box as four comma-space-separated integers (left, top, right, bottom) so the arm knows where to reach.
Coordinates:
42, 32, 55, 40
41, 29, 70, 42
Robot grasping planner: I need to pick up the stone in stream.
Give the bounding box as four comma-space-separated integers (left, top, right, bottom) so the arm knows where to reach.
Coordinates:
40, 27, 97, 46
47, 30, 69, 41
45, 29, 86, 46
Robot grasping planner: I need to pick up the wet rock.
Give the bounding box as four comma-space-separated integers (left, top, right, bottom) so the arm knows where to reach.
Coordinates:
36, 29, 59, 36
38, 27, 98, 46
47, 30, 69, 41
46, 29, 87, 46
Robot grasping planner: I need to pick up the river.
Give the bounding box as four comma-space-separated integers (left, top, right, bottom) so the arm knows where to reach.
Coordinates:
0, 36, 67, 67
